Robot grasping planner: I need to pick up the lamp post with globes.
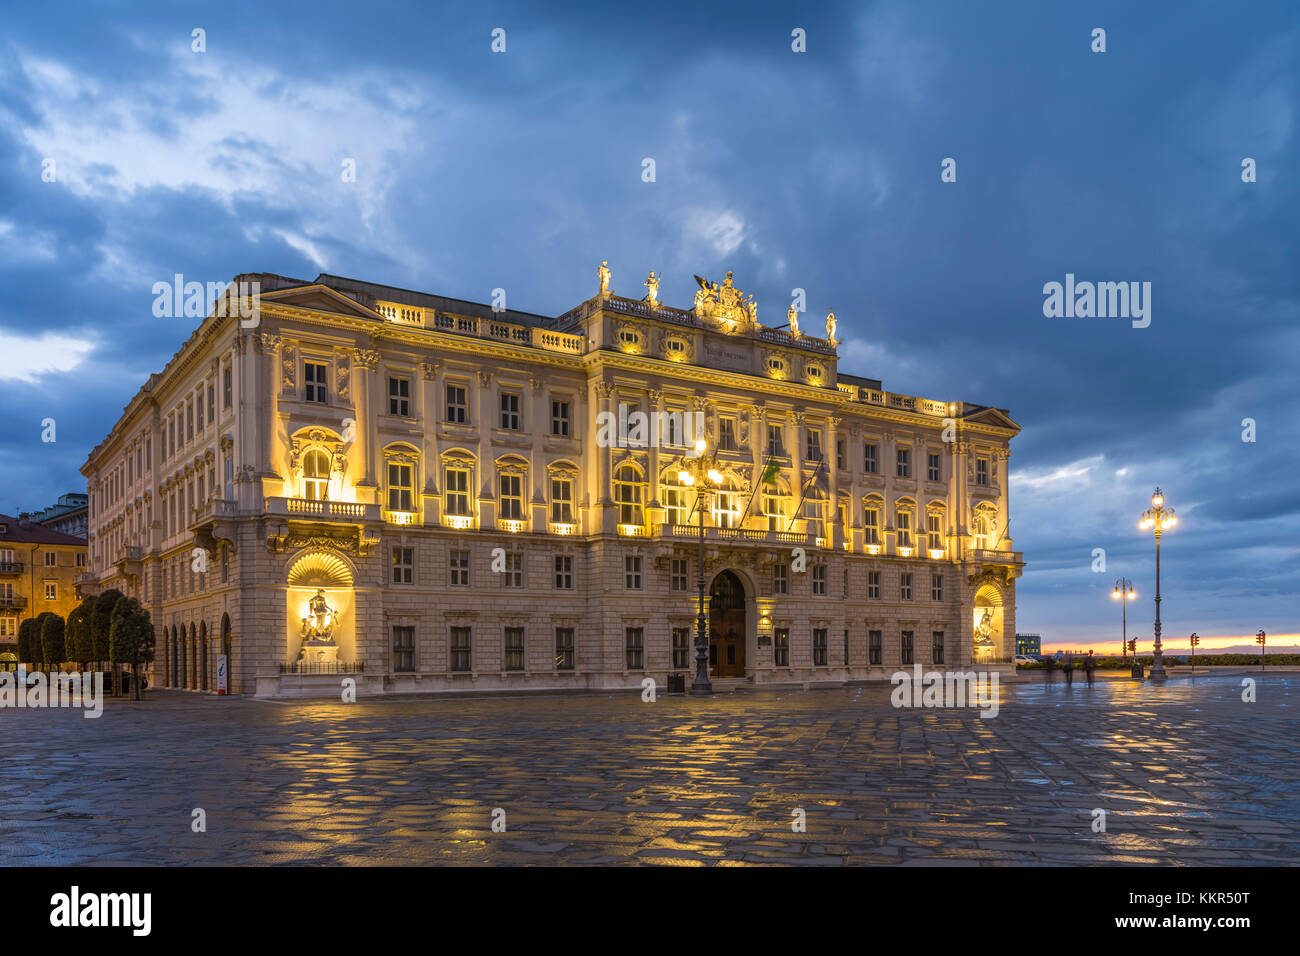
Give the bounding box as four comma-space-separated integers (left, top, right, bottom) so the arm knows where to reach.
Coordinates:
1139, 487, 1177, 680
1112, 578, 1136, 659
677, 438, 724, 695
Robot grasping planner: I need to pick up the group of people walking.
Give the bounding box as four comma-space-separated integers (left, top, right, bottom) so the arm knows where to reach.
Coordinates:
1043, 650, 1097, 685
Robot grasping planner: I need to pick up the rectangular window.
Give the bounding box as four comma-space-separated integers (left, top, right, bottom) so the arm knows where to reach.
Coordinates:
449, 550, 470, 587
555, 628, 575, 670
773, 563, 788, 595
445, 468, 471, 516
76, 553, 87, 567
550, 478, 574, 524
806, 429, 823, 462
499, 473, 523, 520
864, 507, 880, 545
977, 458, 989, 486
671, 558, 688, 592
554, 554, 573, 589
672, 627, 690, 669
450, 627, 472, 672
392, 626, 415, 672
223, 365, 232, 408
388, 463, 414, 512
897, 510, 912, 547
863, 443, 878, 474
766, 424, 784, 457
813, 628, 828, 666
624, 555, 642, 589
931, 573, 943, 601
504, 627, 525, 671
836, 439, 845, 470
625, 627, 644, 670
812, 564, 827, 596
869, 629, 882, 665
44, 551, 57, 567
664, 485, 687, 526
844, 628, 851, 667
901, 572, 913, 601
387, 546, 411, 585
208, 385, 215, 424
868, 571, 881, 600
718, 417, 738, 451
305, 362, 328, 403
168, 419, 176, 458
186, 401, 193, 442
388, 377, 410, 416
928, 514, 942, 551
551, 400, 570, 436
896, 448, 911, 478
500, 392, 520, 430
45, 582, 57, 601
0, 617, 16, 637
446, 384, 467, 424
901, 631, 914, 665
927, 453, 941, 482
774, 628, 790, 667
932, 631, 945, 665
503, 552, 523, 588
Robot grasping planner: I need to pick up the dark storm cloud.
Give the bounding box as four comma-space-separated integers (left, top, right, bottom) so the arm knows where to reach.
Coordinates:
0, 0, 1295, 641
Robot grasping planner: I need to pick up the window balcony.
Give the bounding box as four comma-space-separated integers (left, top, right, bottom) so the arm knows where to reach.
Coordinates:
548, 522, 577, 536
928, 548, 946, 560
496, 517, 527, 534
442, 513, 475, 530
655, 524, 810, 546
618, 523, 648, 537
264, 497, 379, 522
0, 561, 23, 575
0, 595, 27, 610
383, 510, 419, 526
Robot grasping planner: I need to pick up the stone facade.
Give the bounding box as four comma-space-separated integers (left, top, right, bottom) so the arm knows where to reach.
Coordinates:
80, 268, 1023, 697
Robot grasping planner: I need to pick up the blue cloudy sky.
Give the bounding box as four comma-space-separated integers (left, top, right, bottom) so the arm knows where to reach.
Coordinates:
1, 0, 1296, 648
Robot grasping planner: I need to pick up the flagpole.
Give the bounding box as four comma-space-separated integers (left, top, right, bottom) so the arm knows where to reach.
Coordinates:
787, 458, 825, 532
739, 455, 776, 527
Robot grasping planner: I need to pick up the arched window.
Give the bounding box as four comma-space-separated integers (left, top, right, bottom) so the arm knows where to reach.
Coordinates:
303, 450, 330, 500
614, 465, 644, 526
896, 502, 915, 548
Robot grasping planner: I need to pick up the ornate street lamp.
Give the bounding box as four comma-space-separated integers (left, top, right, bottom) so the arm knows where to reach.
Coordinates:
677, 438, 725, 695
1111, 578, 1136, 659
1138, 488, 1177, 680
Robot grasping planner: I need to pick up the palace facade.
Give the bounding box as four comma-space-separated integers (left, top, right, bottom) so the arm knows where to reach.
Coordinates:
80, 266, 1023, 697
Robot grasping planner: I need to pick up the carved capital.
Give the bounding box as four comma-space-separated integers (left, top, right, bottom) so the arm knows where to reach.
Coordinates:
354, 349, 380, 372
420, 361, 438, 381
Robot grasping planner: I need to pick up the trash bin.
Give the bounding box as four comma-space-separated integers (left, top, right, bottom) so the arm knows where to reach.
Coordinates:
666, 673, 686, 694
1131, 663, 1145, 679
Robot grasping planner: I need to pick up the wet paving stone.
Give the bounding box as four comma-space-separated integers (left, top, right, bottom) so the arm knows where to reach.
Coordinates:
1, 674, 1297, 865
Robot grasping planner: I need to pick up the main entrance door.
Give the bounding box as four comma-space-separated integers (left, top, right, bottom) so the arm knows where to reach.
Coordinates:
709, 570, 746, 677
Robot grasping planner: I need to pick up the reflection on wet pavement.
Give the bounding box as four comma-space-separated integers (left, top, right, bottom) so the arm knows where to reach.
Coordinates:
1, 675, 1295, 865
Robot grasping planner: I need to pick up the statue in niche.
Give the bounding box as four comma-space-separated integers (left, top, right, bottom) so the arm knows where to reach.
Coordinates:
974, 609, 995, 648
299, 589, 338, 642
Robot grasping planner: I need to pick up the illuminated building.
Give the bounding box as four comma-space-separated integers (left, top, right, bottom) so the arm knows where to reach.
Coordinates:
80, 266, 1022, 696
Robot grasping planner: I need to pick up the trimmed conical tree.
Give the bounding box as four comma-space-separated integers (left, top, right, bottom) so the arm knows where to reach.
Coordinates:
67, 598, 96, 669
40, 613, 66, 671
109, 596, 155, 701
17, 617, 38, 669
92, 589, 125, 694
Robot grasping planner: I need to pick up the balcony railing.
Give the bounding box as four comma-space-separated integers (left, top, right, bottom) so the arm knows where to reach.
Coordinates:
279, 661, 365, 674
383, 510, 419, 526
425, 310, 584, 355
968, 548, 1024, 564
192, 498, 238, 525
656, 525, 809, 546
264, 497, 379, 521
0, 562, 23, 574
0, 595, 27, 610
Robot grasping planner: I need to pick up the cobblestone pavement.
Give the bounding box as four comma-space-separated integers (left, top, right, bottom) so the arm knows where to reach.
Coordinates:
2, 674, 1297, 865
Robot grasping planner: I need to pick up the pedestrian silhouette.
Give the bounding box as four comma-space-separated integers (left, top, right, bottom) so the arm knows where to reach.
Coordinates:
1064, 652, 1074, 686
1084, 650, 1095, 685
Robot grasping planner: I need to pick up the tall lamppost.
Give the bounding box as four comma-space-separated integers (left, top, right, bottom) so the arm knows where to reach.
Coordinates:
1139, 487, 1177, 680
1112, 578, 1136, 659
677, 438, 724, 696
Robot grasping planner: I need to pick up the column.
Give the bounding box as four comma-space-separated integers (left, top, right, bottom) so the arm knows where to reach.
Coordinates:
420, 361, 439, 525
353, 348, 380, 501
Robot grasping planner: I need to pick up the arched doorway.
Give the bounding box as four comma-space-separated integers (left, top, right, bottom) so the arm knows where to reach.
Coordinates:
174, 625, 183, 688
199, 621, 209, 691
188, 623, 197, 688
221, 614, 232, 695
709, 569, 746, 677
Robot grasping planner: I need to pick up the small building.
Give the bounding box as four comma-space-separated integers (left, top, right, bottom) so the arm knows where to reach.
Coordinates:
1015, 633, 1041, 656
0, 514, 89, 669
23, 493, 90, 540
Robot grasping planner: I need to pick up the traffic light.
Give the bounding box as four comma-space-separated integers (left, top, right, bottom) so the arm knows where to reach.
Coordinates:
1127, 639, 1137, 653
